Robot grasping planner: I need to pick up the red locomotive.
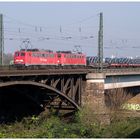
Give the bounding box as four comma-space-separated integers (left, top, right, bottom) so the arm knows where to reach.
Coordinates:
14, 49, 86, 67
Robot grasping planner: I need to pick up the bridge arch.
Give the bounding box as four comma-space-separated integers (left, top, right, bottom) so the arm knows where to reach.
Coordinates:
0, 81, 80, 110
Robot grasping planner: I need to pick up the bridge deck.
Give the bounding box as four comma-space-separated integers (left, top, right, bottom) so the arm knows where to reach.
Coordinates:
0, 69, 88, 76
0, 68, 140, 77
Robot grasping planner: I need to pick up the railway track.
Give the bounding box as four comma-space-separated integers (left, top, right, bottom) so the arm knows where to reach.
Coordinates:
0, 68, 89, 76
0, 66, 140, 76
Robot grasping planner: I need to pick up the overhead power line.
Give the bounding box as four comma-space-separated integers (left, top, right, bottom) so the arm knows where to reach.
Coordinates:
4, 13, 98, 30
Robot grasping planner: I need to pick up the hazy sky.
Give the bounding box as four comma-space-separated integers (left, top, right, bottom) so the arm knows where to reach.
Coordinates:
0, 2, 140, 57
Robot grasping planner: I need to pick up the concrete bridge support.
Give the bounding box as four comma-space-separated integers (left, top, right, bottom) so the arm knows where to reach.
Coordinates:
82, 73, 110, 124
82, 73, 110, 125
82, 73, 106, 113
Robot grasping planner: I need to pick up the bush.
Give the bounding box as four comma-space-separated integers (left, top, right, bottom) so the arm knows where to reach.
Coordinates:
0, 109, 139, 138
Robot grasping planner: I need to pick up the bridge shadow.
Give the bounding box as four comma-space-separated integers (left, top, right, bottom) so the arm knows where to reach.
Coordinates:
105, 87, 140, 108
0, 86, 44, 124
127, 128, 140, 138
0, 82, 77, 124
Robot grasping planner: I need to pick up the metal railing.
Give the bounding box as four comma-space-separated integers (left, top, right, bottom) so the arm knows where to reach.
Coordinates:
0, 65, 140, 74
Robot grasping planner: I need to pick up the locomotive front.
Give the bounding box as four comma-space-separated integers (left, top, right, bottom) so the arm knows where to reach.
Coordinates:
14, 50, 26, 66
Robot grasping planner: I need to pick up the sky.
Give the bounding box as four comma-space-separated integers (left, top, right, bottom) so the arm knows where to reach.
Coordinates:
0, 2, 140, 57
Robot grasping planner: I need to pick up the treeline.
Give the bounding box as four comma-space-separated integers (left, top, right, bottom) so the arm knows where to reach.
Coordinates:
3, 53, 13, 65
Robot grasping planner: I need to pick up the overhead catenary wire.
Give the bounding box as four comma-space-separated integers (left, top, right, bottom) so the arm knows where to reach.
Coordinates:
3, 13, 98, 43
3, 13, 140, 53
4, 13, 98, 28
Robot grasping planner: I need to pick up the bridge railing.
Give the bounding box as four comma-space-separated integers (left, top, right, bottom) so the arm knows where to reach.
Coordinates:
88, 68, 140, 73
0, 65, 140, 74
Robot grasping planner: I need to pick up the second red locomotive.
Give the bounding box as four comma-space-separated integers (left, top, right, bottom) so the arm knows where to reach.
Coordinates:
14, 49, 86, 67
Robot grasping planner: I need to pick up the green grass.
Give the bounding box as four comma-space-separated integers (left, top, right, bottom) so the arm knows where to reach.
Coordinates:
0, 111, 139, 138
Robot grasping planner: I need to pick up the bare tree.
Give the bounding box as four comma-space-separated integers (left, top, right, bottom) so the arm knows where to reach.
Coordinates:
3, 53, 13, 65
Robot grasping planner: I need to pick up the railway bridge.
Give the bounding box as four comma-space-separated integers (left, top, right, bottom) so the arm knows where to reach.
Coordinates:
0, 67, 140, 115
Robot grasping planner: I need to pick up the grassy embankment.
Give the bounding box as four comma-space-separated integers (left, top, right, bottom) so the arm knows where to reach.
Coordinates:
0, 88, 139, 138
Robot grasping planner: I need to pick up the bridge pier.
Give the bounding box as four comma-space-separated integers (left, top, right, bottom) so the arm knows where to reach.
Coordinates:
82, 73, 110, 124
82, 73, 106, 112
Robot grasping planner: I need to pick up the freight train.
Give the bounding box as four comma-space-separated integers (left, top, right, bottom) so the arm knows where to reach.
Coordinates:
13, 48, 140, 68
14, 49, 86, 68
87, 56, 140, 68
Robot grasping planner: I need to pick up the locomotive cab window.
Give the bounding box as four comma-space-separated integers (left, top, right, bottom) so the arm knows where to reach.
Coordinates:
51, 54, 54, 58
21, 52, 25, 56
15, 52, 19, 56
58, 54, 61, 58
42, 54, 45, 57
45, 54, 48, 57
